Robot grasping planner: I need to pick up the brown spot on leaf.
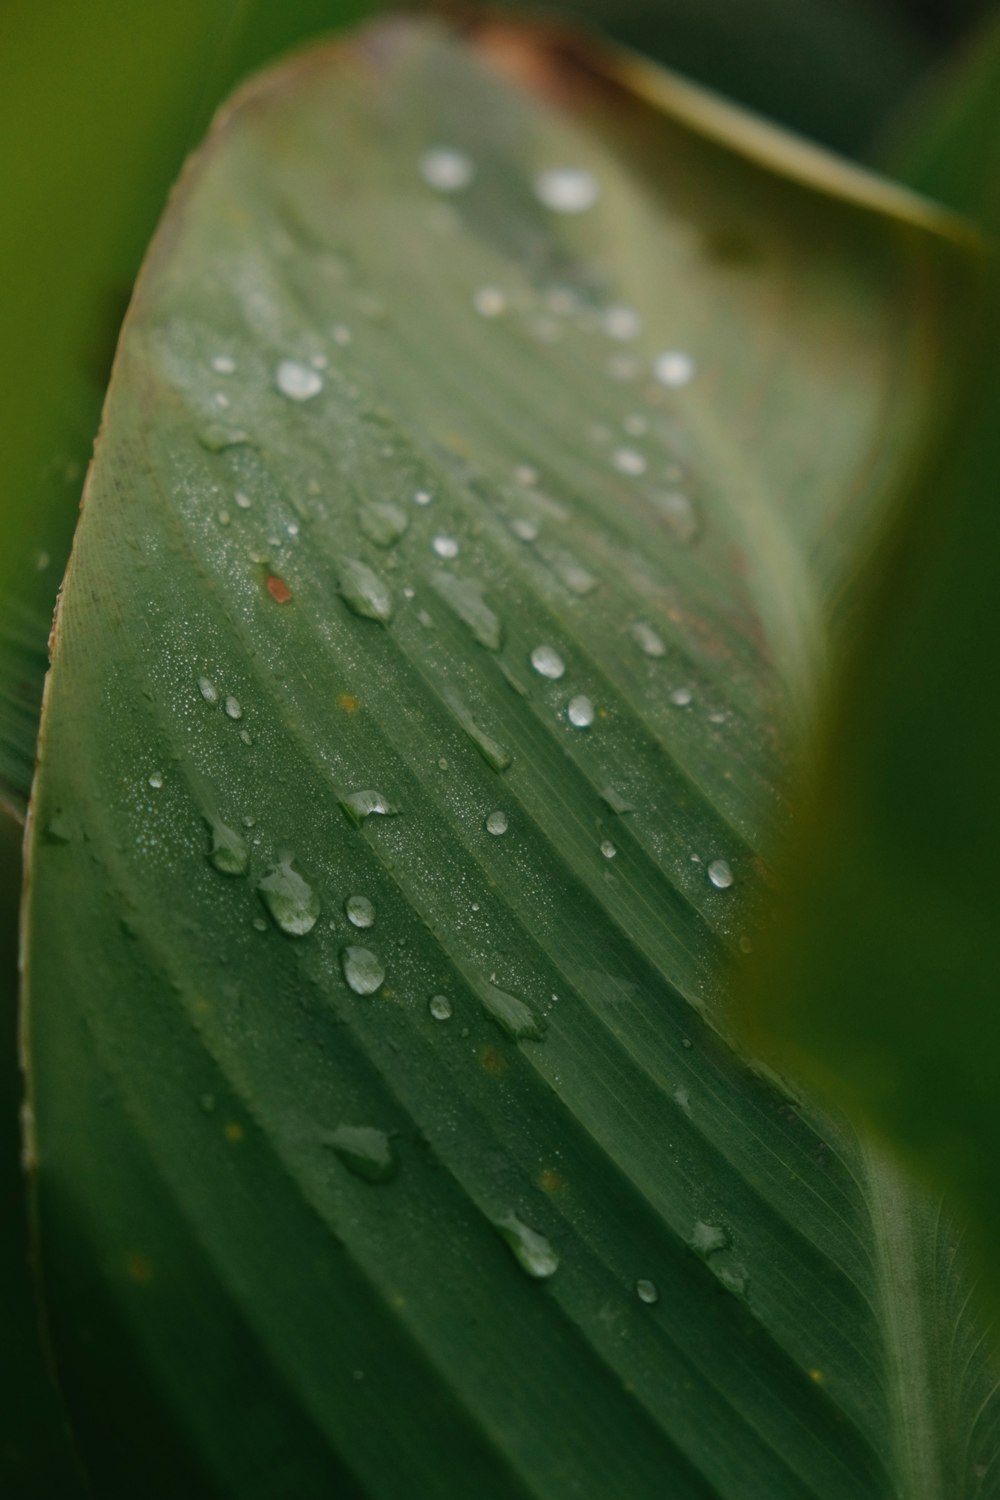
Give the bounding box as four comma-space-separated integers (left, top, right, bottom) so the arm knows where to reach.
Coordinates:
479, 1045, 507, 1076
338, 693, 361, 713
266, 574, 292, 604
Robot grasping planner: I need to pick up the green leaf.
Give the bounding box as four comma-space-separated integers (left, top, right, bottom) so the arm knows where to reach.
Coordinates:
22, 16, 999, 1498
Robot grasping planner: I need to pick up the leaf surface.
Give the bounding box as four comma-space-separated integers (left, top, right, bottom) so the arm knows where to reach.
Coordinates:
23, 18, 999, 1498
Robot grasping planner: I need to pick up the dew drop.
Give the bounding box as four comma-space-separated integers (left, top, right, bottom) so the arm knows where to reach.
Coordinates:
601, 787, 634, 815
510, 517, 539, 542
148, 771, 163, 790
530, 644, 565, 680
473, 286, 506, 318
429, 994, 453, 1021
419, 145, 475, 192
480, 979, 545, 1041
604, 306, 642, 340
690, 1221, 729, 1257
345, 894, 376, 929
567, 695, 595, 728
324, 1123, 398, 1183
496, 1212, 559, 1278
534, 166, 599, 214
654, 350, 696, 389
654, 490, 699, 543
207, 819, 249, 877
339, 789, 400, 827
413, 488, 433, 506
636, 1278, 659, 1305
447, 695, 512, 773
211, 354, 236, 375
224, 696, 242, 720
431, 571, 503, 650
600, 840, 617, 860
341, 945, 385, 996
338, 556, 393, 623
707, 859, 734, 890
432, 534, 459, 560
235, 490, 252, 510
257, 858, 320, 936
613, 446, 647, 477
358, 501, 408, 548
485, 810, 508, 836
630, 621, 666, 658
670, 686, 693, 708
275, 359, 323, 401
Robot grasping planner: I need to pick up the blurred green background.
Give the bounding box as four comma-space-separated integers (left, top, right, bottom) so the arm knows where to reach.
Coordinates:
1, 0, 996, 1491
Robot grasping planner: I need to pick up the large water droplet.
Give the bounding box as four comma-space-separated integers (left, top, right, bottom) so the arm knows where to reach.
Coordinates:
257, 858, 320, 936
654, 350, 696, 389
224, 695, 242, 720
431, 571, 503, 650
339, 789, 400, 827
600, 840, 617, 860
432, 534, 459, 560
324, 1124, 398, 1183
480, 980, 545, 1042
429, 993, 453, 1021
534, 167, 599, 214
345, 894, 376, 928
485, 810, 508, 836
496, 1212, 559, 1278
148, 771, 164, 790
358, 501, 408, 548
338, 557, 393, 624
630, 622, 666, 658
707, 859, 734, 890
419, 146, 475, 193
341, 945, 385, 996
636, 1279, 659, 1305
207, 818, 249, 877
275, 359, 323, 401
567, 695, 594, 729
530, 644, 565, 680
198, 676, 219, 704
690, 1221, 728, 1257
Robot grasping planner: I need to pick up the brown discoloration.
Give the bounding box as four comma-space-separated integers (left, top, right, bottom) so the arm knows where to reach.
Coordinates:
337, 693, 361, 714
266, 574, 292, 604
126, 1252, 154, 1285
538, 1167, 566, 1194
479, 1045, 507, 1076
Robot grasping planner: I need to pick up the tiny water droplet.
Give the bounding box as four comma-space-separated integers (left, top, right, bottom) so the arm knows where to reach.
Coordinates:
338, 556, 393, 623
567, 695, 594, 728
534, 166, 599, 214
420, 145, 475, 192
654, 490, 699, 543
447, 695, 512, 773
148, 772, 163, 790
480, 980, 545, 1041
324, 1123, 398, 1183
341, 945, 385, 996
654, 350, 696, 389
601, 787, 634, 815
429, 994, 453, 1021
252, 916, 268, 932
630, 622, 666, 658
339, 789, 400, 827
331, 323, 352, 346
257, 858, 320, 937
530, 644, 565, 680
275, 359, 323, 401
432, 534, 459, 560
473, 286, 506, 318
431, 572, 503, 650
198, 423, 251, 452
510, 517, 539, 542
514, 464, 539, 487
207, 819, 249, 877
224, 696, 242, 720
600, 840, 617, 859
413, 488, 433, 506
670, 686, 693, 708
211, 354, 236, 375
604, 306, 642, 340
359, 501, 408, 548
345, 894, 376, 929
690, 1221, 728, 1257
235, 490, 252, 510
613, 446, 647, 477
707, 859, 734, 890
636, 1279, 659, 1305
496, 1212, 559, 1278
485, 810, 508, 836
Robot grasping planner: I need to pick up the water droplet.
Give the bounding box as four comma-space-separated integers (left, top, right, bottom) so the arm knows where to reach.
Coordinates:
447, 695, 512, 773
600, 840, 617, 859
543, 551, 598, 596
324, 1123, 398, 1183
338, 556, 393, 623
567, 695, 595, 728
420, 145, 475, 192
600, 787, 634, 815
530, 644, 565, 680
707, 859, 734, 890
198, 423, 251, 452
630, 622, 666, 658
654, 490, 699, 543
224, 695, 242, 720
235, 490, 252, 510
604, 306, 642, 340
345, 894, 376, 929
257, 858, 320, 936
275, 359, 323, 401
718, 1265, 749, 1297
669, 686, 693, 708
359, 501, 408, 548
148, 772, 163, 790
413, 488, 433, 506
496, 1212, 559, 1278
473, 286, 506, 318
431, 571, 502, 650
432, 534, 459, 560
211, 354, 236, 374
207, 819, 249, 877
429, 994, 453, 1021
654, 350, 696, 388
510, 517, 539, 542
534, 166, 599, 214
341, 945, 385, 996
339, 789, 400, 827
636, 1279, 659, 1305
480, 980, 545, 1042
613, 446, 647, 477
690, 1221, 728, 1257
514, 463, 539, 487
485, 810, 508, 836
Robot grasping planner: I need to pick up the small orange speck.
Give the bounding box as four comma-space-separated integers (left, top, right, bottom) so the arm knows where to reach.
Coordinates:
479, 1046, 507, 1076
337, 693, 361, 714
126, 1252, 154, 1284
266, 574, 292, 604
224, 1121, 245, 1144
539, 1168, 565, 1194
809, 1368, 825, 1385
